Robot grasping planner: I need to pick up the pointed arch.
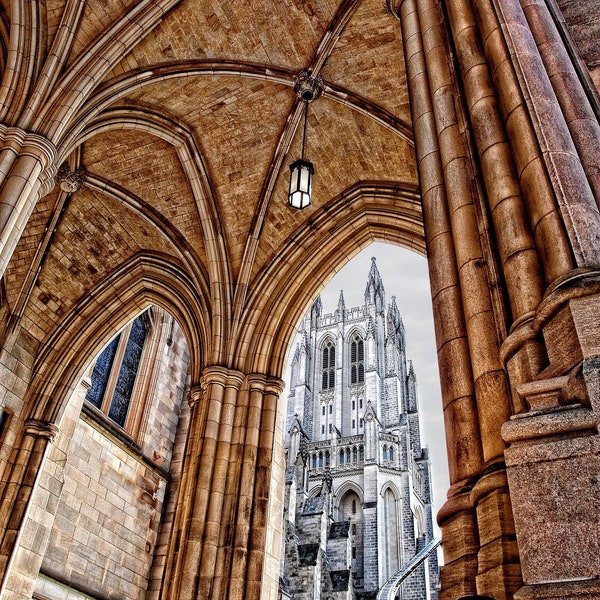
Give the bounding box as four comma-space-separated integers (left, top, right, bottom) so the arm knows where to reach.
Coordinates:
241, 181, 424, 376
25, 253, 208, 425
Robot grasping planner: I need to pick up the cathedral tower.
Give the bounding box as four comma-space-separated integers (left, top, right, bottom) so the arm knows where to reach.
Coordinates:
281, 259, 439, 599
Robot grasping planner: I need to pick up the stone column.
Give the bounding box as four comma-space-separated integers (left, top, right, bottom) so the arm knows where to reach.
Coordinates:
0, 419, 58, 596
492, 0, 600, 267
0, 126, 57, 278
162, 367, 243, 600
391, 0, 484, 596
392, 0, 523, 595
163, 368, 284, 600
463, 0, 600, 594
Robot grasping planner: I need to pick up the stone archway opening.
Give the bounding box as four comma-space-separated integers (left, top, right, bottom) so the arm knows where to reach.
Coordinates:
276, 241, 445, 599
7, 305, 193, 600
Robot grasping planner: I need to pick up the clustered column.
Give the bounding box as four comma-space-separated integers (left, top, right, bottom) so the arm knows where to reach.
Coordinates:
0, 419, 58, 596
391, 0, 600, 596
163, 367, 283, 600
0, 126, 57, 278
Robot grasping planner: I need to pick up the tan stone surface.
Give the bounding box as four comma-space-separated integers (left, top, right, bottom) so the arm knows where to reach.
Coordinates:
0, 0, 599, 598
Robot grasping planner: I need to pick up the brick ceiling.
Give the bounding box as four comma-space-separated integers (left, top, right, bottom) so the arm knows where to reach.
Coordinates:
4, 0, 421, 367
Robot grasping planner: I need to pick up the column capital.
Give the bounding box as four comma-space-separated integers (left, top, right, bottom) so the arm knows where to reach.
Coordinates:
22, 418, 59, 443
0, 125, 57, 166
0, 125, 58, 196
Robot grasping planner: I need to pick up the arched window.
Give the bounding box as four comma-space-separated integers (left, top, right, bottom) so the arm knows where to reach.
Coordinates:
86, 311, 150, 431
346, 448, 351, 464
352, 447, 357, 463
319, 452, 324, 467
383, 488, 400, 580
322, 341, 335, 389
359, 446, 364, 461
325, 451, 330, 466
340, 449, 345, 464
350, 335, 364, 384
340, 491, 364, 582
312, 454, 317, 469
383, 445, 388, 460
389, 447, 394, 461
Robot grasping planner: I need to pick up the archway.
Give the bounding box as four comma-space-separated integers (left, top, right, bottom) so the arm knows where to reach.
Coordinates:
20, 305, 193, 599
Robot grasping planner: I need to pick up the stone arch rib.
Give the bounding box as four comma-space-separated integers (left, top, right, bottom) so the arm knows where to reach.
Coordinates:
28, 252, 209, 425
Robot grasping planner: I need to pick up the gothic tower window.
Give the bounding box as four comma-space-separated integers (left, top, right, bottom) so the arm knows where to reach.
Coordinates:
350, 335, 364, 384
322, 341, 335, 389
383, 488, 401, 581
339, 490, 364, 584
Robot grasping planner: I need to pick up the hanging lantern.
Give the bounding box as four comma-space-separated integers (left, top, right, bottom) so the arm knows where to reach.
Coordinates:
288, 71, 322, 210
288, 158, 314, 210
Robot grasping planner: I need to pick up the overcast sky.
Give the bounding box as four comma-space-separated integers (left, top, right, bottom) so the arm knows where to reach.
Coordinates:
284, 241, 449, 515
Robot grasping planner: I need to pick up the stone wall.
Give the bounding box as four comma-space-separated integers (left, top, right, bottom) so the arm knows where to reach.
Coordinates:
3, 313, 190, 600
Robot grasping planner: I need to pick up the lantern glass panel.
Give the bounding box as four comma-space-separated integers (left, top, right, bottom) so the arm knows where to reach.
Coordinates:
288, 159, 313, 209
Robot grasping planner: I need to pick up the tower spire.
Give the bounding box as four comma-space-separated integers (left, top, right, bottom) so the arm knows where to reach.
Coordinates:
364, 256, 385, 314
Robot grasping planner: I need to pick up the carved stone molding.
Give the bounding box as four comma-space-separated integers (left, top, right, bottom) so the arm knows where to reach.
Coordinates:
23, 419, 59, 443
56, 162, 86, 193
293, 70, 323, 102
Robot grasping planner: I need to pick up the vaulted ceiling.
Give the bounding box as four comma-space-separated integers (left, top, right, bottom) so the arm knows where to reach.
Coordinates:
1, 0, 422, 370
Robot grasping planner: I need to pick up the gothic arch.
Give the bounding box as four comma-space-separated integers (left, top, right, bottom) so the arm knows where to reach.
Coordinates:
380, 480, 402, 500
26, 253, 207, 425
242, 182, 424, 375
334, 480, 364, 507
0, 8, 9, 80
318, 332, 337, 350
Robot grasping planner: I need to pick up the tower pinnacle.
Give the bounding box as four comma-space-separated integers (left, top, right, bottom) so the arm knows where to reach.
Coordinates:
364, 257, 385, 314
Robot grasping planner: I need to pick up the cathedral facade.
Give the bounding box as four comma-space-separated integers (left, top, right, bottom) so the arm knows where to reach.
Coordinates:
281, 259, 438, 599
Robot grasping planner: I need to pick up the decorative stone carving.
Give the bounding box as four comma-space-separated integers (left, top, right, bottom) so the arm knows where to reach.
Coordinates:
293, 70, 324, 102
56, 163, 85, 192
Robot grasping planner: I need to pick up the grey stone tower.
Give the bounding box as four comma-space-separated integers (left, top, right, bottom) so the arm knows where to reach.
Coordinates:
280, 258, 439, 600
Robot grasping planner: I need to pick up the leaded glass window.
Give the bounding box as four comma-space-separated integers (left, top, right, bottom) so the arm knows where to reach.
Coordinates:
322, 341, 335, 389
108, 316, 148, 427
86, 336, 120, 409
85, 311, 151, 435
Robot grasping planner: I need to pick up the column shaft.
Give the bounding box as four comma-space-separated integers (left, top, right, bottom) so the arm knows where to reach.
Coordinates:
397, 0, 483, 596
0, 419, 58, 596
483, 0, 600, 268
0, 127, 56, 278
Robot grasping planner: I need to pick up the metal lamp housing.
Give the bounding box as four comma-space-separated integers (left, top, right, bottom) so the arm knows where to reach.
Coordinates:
288, 158, 314, 209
